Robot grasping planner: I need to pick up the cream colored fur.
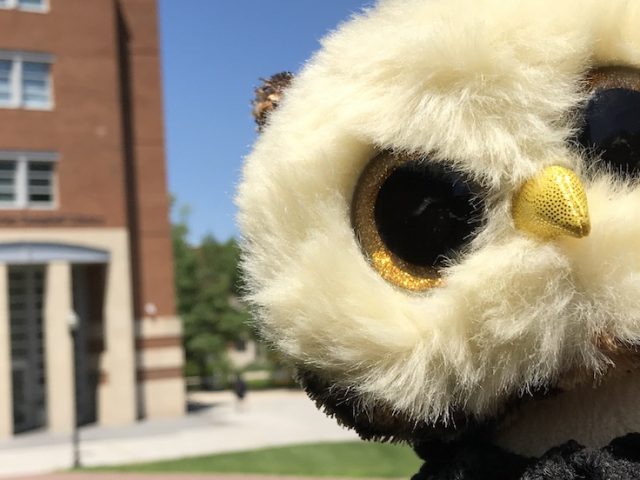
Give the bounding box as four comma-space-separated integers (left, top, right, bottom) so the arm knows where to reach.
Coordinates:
237, 0, 640, 454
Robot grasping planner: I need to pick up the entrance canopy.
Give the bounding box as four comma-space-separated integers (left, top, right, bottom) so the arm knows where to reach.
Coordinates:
0, 242, 110, 264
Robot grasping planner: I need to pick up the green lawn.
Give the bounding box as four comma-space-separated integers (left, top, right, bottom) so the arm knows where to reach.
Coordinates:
90, 441, 421, 478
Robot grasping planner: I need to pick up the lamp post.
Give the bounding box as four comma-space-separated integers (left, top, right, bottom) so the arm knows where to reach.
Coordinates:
67, 311, 80, 469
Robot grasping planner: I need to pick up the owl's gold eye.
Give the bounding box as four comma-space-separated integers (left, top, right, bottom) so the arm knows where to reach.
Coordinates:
351, 151, 485, 292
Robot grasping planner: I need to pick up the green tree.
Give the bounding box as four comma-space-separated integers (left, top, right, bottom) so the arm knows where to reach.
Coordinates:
172, 203, 198, 317
172, 203, 249, 385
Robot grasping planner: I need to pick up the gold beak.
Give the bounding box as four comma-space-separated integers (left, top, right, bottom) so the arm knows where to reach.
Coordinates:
512, 166, 590, 240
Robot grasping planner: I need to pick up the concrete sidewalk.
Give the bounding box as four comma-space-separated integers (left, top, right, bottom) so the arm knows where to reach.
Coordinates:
8, 475, 395, 480
9, 475, 389, 480
0, 390, 360, 479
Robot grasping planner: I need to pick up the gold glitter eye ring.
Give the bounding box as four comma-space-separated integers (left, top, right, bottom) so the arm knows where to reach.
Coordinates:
351, 151, 485, 292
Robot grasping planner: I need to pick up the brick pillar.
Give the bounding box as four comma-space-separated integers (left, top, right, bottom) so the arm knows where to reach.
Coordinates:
98, 249, 136, 426
44, 261, 75, 434
0, 264, 12, 438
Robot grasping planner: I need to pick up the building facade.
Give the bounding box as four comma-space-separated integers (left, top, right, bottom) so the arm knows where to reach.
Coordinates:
0, 0, 185, 437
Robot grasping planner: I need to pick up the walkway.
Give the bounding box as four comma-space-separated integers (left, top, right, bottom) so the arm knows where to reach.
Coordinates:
10, 475, 383, 480
0, 390, 360, 478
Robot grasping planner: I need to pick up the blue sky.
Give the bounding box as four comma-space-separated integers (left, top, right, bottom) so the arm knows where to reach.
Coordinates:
159, 1, 374, 243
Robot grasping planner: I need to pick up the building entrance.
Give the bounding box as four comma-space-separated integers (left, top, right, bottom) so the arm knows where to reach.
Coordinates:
72, 264, 104, 426
9, 265, 46, 433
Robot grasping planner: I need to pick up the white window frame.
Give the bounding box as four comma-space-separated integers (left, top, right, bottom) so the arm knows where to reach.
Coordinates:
0, 0, 49, 13
0, 51, 54, 110
0, 151, 58, 210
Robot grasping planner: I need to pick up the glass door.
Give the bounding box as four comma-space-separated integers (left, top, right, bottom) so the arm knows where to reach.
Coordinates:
9, 265, 46, 433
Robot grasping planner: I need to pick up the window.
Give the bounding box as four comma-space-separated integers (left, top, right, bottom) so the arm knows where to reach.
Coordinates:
18, 0, 46, 11
22, 62, 50, 108
0, 52, 52, 109
0, 0, 48, 12
27, 161, 54, 205
0, 152, 57, 209
0, 60, 11, 103
0, 161, 17, 203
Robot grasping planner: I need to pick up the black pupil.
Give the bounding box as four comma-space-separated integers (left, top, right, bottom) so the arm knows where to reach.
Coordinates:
374, 162, 483, 268
577, 88, 640, 177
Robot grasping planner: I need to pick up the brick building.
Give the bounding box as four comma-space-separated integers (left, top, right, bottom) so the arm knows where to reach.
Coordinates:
0, 0, 185, 437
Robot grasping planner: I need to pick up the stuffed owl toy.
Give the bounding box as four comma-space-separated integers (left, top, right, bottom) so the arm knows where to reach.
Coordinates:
237, 0, 640, 478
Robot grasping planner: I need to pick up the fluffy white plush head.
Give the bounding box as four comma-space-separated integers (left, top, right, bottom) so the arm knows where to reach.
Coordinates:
237, 0, 640, 455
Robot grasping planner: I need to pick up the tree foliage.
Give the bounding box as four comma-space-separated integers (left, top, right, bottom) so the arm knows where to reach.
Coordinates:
172, 203, 249, 380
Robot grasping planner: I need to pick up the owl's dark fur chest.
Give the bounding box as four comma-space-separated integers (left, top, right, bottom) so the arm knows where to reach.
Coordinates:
299, 369, 640, 479
412, 434, 640, 480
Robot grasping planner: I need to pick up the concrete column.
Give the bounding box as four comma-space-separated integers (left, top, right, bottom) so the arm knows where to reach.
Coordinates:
137, 316, 186, 419
44, 262, 75, 434
98, 250, 136, 426
0, 264, 13, 438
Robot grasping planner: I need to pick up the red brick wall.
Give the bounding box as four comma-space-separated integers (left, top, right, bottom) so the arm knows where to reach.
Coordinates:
0, 0, 129, 227
116, 0, 176, 317
0, 0, 177, 317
